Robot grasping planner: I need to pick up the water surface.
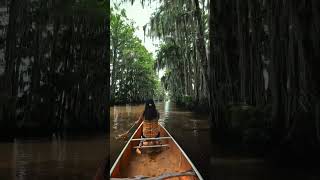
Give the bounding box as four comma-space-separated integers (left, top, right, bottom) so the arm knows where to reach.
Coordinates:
0, 134, 106, 180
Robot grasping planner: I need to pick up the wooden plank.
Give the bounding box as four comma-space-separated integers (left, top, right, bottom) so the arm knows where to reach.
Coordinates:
133, 144, 170, 149
131, 137, 172, 141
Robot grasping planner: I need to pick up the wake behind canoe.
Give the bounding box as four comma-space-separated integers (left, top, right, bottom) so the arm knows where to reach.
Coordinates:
110, 123, 203, 180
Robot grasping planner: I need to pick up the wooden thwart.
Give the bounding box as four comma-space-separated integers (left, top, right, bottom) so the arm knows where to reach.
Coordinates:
133, 144, 170, 149
110, 170, 196, 180
131, 137, 171, 141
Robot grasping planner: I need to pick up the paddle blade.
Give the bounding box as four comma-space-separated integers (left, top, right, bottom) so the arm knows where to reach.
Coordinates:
136, 148, 142, 155
115, 132, 129, 140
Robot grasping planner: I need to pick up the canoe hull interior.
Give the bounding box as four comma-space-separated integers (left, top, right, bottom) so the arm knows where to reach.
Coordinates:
111, 123, 202, 180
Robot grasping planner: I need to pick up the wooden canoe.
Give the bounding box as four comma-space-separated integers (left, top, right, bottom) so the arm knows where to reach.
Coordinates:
110, 122, 203, 180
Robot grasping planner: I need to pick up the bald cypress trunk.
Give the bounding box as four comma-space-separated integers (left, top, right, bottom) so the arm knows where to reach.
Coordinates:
194, 0, 209, 93
3, 0, 25, 130
236, 0, 249, 103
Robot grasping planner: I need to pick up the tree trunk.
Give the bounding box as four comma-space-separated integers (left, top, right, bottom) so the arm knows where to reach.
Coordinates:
193, 0, 209, 92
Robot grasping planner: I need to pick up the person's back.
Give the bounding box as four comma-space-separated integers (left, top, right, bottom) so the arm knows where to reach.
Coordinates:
135, 99, 160, 154
142, 99, 160, 138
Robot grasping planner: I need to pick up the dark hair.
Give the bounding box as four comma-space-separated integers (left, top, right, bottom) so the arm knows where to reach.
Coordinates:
143, 99, 158, 120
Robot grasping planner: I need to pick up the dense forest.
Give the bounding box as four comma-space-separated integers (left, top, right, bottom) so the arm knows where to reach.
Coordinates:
208, 0, 320, 161
147, 0, 210, 111
125, 0, 320, 162
110, 4, 164, 105
0, 0, 108, 137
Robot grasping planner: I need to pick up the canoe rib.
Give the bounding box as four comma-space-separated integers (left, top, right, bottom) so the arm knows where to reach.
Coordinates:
133, 144, 170, 148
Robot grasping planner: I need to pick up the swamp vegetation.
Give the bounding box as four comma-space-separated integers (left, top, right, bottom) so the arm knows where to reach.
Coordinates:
0, 0, 109, 137
110, 5, 164, 105
123, 0, 320, 165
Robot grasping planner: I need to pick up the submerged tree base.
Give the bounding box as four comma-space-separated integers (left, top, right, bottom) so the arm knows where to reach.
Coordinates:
174, 96, 210, 113
212, 103, 320, 167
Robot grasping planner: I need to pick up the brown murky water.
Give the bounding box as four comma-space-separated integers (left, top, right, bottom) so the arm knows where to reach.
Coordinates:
110, 101, 211, 179
0, 134, 106, 180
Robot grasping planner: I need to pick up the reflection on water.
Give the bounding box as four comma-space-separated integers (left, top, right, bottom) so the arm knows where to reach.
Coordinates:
0, 134, 106, 180
159, 100, 171, 126
110, 101, 211, 178
113, 107, 120, 130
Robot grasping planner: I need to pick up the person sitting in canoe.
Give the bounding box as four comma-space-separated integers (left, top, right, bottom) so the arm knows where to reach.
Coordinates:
135, 99, 160, 154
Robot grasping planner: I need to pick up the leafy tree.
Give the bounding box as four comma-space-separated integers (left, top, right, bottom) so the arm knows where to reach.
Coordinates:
110, 6, 160, 104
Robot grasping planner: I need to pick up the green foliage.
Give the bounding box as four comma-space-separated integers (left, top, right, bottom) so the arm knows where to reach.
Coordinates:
154, 79, 165, 100
145, 0, 209, 107
121, 0, 209, 108
110, 7, 160, 104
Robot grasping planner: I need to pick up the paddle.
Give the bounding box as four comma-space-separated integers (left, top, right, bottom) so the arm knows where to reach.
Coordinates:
116, 122, 137, 140
116, 113, 144, 140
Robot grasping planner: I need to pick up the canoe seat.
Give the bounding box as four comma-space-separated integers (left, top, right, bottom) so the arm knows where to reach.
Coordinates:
133, 144, 170, 149
131, 137, 171, 141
